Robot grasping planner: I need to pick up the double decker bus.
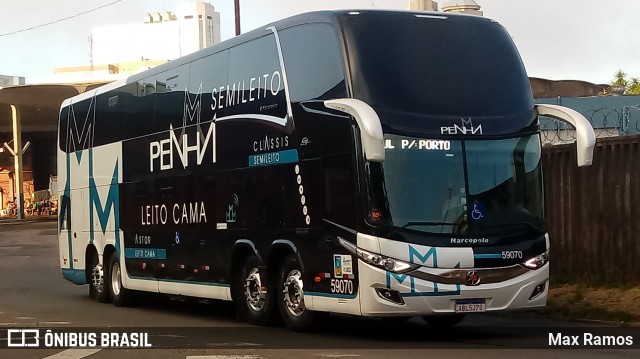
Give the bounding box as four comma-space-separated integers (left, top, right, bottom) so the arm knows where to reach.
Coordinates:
58, 10, 595, 330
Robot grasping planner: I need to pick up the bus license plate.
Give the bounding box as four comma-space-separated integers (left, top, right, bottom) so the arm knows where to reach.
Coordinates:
455, 299, 486, 313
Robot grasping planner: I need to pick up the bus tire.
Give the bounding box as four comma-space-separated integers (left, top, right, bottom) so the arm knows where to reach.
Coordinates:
277, 253, 317, 331
89, 252, 109, 303
236, 255, 277, 326
109, 254, 131, 307
422, 314, 465, 327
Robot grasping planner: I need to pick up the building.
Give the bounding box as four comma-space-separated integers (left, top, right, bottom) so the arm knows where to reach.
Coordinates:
53, 60, 169, 83
409, 0, 439, 11
0, 75, 25, 87
441, 0, 483, 16
54, 0, 221, 82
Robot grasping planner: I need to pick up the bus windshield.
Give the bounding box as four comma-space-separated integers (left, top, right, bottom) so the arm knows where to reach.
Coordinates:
341, 12, 533, 126
371, 134, 544, 235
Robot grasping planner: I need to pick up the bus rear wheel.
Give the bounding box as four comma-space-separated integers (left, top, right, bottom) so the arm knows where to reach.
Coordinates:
89, 252, 109, 303
236, 255, 276, 326
109, 254, 131, 307
277, 254, 318, 331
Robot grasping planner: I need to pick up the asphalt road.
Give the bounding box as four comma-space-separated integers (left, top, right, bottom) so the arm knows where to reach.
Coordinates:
0, 221, 638, 359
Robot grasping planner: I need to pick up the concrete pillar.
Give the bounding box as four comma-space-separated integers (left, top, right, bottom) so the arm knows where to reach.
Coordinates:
11, 105, 25, 219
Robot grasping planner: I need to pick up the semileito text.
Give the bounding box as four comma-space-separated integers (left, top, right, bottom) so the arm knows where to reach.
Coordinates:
211, 70, 282, 116
141, 202, 207, 226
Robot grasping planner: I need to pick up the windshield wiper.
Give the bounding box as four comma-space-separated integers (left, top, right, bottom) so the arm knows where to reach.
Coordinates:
389, 221, 459, 237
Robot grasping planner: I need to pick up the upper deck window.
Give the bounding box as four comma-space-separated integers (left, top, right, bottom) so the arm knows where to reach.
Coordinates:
341, 13, 533, 121
279, 23, 346, 102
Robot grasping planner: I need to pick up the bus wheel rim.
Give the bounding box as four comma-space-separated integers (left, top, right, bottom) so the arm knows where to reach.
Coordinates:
111, 261, 121, 297
283, 269, 304, 317
91, 263, 104, 293
244, 268, 265, 311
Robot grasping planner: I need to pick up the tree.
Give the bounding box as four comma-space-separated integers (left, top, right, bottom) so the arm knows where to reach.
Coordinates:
612, 70, 628, 87
628, 77, 640, 95
610, 70, 640, 95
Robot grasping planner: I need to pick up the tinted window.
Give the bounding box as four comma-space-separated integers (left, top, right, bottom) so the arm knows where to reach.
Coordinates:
226, 34, 286, 119
58, 106, 69, 152
156, 65, 190, 131
215, 34, 290, 170
124, 76, 156, 139
190, 50, 229, 121
342, 13, 533, 118
95, 91, 125, 145
279, 23, 346, 102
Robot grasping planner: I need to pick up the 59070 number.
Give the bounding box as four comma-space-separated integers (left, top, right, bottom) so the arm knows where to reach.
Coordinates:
501, 251, 523, 259
330, 279, 354, 294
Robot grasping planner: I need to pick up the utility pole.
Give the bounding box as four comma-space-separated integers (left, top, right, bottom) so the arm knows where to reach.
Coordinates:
234, 0, 241, 36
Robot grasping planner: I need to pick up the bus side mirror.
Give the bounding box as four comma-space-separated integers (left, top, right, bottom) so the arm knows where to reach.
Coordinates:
324, 98, 385, 162
535, 104, 596, 167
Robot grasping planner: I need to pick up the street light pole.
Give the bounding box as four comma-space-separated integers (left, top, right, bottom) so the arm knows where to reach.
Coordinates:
234, 0, 241, 36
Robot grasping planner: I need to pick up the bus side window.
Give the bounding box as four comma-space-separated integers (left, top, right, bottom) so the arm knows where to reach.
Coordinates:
156, 65, 191, 132
124, 76, 156, 139
227, 33, 286, 119
279, 23, 346, 102
279, 23, 353, 158
58, 106, 69, 152
95, 91, 125, 145
190, 50, 229, 122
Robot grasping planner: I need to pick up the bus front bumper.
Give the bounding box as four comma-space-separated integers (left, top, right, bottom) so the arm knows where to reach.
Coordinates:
357, 260, 549, 317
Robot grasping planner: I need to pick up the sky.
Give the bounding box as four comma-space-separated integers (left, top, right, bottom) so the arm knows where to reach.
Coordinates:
0, 0, 638, 84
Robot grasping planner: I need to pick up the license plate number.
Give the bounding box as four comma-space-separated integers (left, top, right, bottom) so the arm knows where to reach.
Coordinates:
455, 299, 486, 313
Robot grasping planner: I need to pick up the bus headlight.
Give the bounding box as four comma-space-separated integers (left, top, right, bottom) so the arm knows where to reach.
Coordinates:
356, 247, 419, 274
337, 237, 419, 274
523, 251, 549, 269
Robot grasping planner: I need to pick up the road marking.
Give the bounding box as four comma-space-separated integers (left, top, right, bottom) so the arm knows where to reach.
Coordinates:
205, 342, 262, 347
154, 334, 186, 338
0, 322, 18, 326
40, 321, 72, 325
186, 356, 265, 359
42, 349, 101, 359
17, 316, 35, 320
313, 355, 361, 358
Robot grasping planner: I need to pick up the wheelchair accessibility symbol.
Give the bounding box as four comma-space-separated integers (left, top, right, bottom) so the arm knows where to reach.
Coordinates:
471, 203, 485, 221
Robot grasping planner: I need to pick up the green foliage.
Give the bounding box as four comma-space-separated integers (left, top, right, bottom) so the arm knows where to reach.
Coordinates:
611, 70, 640, 95
612, 70, 627, 87
629, 77, 640, 95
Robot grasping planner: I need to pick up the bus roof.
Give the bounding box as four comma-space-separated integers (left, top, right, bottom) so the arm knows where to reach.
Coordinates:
62, 10, 497, 107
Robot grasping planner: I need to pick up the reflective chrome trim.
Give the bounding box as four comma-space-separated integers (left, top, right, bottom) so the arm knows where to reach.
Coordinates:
265, 26, 293, 119
408, 265, 530, 286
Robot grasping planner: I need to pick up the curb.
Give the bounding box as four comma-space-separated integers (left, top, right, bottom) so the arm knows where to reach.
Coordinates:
0, 216, 57, 225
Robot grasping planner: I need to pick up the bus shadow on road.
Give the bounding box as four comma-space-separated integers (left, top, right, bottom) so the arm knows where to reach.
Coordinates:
122, 294, 552, 348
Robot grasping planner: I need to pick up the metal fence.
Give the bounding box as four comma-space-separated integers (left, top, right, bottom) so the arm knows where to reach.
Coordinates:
540, 105, 640, 145
542, 135, 640, 284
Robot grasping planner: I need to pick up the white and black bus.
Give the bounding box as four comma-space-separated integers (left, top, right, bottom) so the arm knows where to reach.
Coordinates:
58, 10, 595, 329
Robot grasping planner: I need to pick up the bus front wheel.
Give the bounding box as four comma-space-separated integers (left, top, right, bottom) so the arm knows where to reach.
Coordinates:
109, 254, 131, 307
277, 254, 318, 331
236, 255, 276, 326
89, 252, 109, 303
